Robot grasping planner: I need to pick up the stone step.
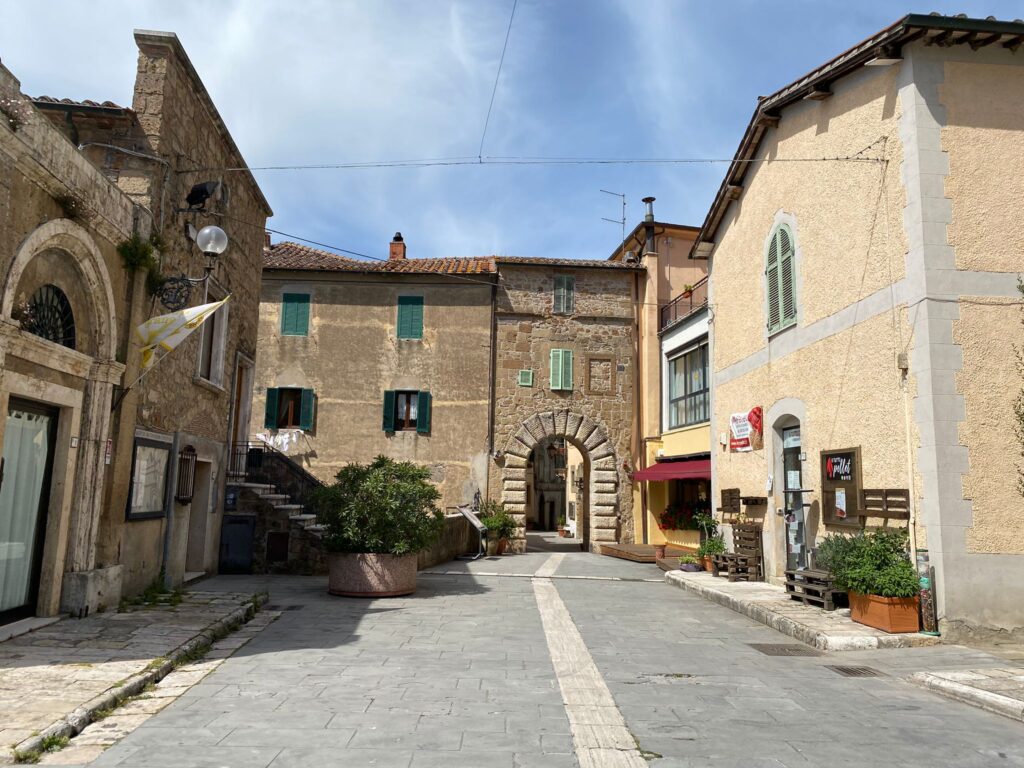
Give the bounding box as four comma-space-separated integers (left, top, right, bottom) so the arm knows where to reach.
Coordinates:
228, 482, 275, 493
276, 504, 302, 512
289, 513, 317, 526
259, 493, 289, 502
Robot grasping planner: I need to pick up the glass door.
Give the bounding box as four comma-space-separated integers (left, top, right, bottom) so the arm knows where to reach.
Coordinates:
782, 426, 807, 571
0, 399, 59, 623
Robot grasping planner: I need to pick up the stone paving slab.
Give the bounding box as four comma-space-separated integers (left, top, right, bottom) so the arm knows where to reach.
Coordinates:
0, 591, 263, 764
664, 570, 939, 651
910, 667, 1024, 722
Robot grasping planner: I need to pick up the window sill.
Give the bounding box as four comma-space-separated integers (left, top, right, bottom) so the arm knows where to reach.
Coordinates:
767, 322, 797, 340
664, 422, 710, 435
193, 376, 227, 395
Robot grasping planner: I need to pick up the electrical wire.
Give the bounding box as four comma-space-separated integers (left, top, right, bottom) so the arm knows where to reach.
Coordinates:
479, 0, 518, 161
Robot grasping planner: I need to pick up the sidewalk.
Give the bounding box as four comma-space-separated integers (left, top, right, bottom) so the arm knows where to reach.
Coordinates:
911, 668, 1024, 722
0, 590, 263, 764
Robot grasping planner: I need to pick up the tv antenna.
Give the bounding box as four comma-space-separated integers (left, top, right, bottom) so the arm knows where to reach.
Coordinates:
600, 189, 626, 245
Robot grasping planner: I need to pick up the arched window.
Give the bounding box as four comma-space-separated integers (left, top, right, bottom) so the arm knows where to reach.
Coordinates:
21, 284, 76, 349
766, 224, 797, 334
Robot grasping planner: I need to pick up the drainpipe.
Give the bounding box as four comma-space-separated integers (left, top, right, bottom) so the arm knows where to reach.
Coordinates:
485, 275, 498, 502
899, 355, 919, 558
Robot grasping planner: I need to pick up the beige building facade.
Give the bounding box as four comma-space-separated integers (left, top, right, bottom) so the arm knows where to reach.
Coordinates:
698, 14, 1024, 639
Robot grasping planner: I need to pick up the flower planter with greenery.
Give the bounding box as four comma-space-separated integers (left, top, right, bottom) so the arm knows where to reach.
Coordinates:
678, 554, 702, 572
697, 536, 725, 572
480, 500, 517, 555
310, 456, 443, 597
828, 529, 920, 633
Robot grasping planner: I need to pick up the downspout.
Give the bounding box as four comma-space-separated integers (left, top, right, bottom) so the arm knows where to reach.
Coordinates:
900, 357, 919, 557
485, 274, 498, 502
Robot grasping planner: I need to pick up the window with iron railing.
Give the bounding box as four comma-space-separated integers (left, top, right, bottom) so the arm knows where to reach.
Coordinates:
668, 341, 709, 429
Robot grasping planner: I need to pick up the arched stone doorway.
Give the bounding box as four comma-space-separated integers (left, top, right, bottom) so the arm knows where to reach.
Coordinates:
500, 410, 620, 552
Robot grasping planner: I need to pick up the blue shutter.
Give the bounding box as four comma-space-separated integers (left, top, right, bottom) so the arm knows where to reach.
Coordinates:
299, 389, 315, 431
281, 293, 310, 336
416, 391, 432, 434
397, 296, 424, 339
264, 388, 279, 429
382, 390, 396, 432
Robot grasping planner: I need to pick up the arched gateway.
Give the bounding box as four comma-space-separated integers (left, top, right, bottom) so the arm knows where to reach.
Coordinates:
500, 410, 622, 552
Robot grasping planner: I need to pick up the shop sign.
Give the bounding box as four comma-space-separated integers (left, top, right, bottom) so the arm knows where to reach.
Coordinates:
729, 406, 763, 452
820, 446, 862, 527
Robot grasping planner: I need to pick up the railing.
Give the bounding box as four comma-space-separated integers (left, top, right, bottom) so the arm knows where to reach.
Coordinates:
660, 276, 709, 330
228, 441, 323, 506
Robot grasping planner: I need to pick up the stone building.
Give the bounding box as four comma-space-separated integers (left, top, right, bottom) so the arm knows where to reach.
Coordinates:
254, 236, 496, 511
697, 13, 1024, 639
0, 29, 269, 626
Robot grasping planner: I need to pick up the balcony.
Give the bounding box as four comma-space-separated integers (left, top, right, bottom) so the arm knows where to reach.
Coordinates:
660, 276, 708, 331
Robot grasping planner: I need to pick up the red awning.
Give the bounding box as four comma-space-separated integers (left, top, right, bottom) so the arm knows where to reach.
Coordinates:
631, 459, 711, 482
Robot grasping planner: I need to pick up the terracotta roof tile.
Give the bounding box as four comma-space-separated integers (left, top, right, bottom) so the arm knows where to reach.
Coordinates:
264, 242, 496, 274
33, 96, 127, 111
494, 256, 644, 270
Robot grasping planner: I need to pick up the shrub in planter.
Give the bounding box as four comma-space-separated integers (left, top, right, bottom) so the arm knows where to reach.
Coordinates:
829, 529, 920, 633
310, 456, 443, 597
480, 500, 517, 555
697, 535, 725, 571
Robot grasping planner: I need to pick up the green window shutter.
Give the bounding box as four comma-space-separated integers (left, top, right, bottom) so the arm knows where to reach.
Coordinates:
299, 389, 315, 431
550, 349, 563, 390
563, 276, 575, 313
518, 369, 533, 387
281, 293, 310, 336
561, 349, 574, 391
554, 276, 575, 314
416, 391, 432, 434
778, 227, 796, 326
554, 277, 565, 314
397, 296, 424, 339
766, 231, 781, 333
264, 388, 279, 429
382, 390, 396, 432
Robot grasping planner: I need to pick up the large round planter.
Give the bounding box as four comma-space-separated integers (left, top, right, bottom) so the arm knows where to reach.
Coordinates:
848, 591, 920, 633
327, 552, 418, 598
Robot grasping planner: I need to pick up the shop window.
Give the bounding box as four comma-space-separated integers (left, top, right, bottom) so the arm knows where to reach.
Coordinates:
550, 349, 574, 391
264, 387, 316, 431
382, 390, 432, 434
126, 435, 171, 520
281, 293, 310, 336
197, 290, 229, 385
668, 341, 708, 428
766, 224, 797, 335
553, 275, 575, 314
397, 296, 424, 339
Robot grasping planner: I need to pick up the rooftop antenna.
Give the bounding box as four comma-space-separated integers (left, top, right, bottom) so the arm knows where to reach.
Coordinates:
600, 189, 626, 246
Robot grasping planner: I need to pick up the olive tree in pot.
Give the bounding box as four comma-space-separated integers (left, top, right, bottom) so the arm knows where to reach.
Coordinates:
310, 456, 443, 597
829, 529, 919, 633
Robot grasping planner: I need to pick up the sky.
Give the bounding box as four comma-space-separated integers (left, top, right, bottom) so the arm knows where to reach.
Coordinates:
2, 1, 1023, 262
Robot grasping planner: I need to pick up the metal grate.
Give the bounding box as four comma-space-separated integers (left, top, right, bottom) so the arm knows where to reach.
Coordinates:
263, 604, 304, 611
827, 665, 884, 678
748, 643, 823, 657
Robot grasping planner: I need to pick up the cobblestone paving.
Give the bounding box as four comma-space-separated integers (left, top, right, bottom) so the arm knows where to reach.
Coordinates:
0, 592, 259, 762
40, 545, 1024, 768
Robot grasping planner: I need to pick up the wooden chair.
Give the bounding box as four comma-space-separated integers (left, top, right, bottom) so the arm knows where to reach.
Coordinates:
712, 523, 763, 582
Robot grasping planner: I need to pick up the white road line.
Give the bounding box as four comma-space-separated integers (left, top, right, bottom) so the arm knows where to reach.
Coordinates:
534, 552, 566, 578
533, 574, 648, 767
420, 570, 664, 583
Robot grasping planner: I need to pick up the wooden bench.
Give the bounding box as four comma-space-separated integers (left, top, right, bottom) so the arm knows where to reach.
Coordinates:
711, 523, 763, 582
785, 568, 842, 611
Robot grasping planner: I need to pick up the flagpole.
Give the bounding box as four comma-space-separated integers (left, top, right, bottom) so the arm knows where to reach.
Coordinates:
111, 362, 162, 413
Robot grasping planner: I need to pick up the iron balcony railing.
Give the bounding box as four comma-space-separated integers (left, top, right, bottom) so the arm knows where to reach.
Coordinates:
660, 276, 709, 331
228, 440, 323, 506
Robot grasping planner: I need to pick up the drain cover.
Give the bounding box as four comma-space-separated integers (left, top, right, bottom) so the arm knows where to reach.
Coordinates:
827, 665, 884, 678
264, 604, 303, 611
747, 643, 823, 657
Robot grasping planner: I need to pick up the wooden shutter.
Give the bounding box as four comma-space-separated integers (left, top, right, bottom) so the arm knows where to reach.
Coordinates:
299, 389, 315, 431
281, 293, 310, 336
561, 350, 573, 391
416, 391, 432, 434
397, 296, 424, 339
264, 388, 279, 429
382, 390, 396, 432
563, 276, 575, 313
778, 227, 796, 325
554, 277, 565, 314
550, 349, 563, 390
766, 230, 781, 332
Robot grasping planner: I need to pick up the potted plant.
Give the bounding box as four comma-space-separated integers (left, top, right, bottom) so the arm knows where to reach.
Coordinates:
480, 500, 517, 555
309, 455, 443, 597
557, 514, 568, 537
697, 536, 725, 572
654, 542, 668, 560
678, 554, 702, 572
829, 529, 920, 633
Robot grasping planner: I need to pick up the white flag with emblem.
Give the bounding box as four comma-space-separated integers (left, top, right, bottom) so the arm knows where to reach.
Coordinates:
135, 297, 229, 371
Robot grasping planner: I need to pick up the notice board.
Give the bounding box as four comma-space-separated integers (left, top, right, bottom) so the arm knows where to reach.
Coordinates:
820, 446, 862, 528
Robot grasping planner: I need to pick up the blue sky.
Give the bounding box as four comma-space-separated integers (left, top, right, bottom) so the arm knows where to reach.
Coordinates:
2, 1, 1022, 261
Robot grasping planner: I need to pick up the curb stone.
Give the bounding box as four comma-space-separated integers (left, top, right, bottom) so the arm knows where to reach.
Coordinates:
909, 672, 1024, 722
10, 592, 267, 761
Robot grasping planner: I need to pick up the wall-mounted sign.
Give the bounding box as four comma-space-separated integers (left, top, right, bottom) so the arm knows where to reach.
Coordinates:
821, 446, 862, 527
729, 406, 763, 452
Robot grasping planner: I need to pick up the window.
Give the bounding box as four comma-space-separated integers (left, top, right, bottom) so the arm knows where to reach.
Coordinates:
382, 390, 432, 434
766, 224, 797, 334
20, 284, 76, 349
397, 295, 424, 339
668, 342, 708, 428
263, 387, 316, 430
553, 275, 575, 314
197, 292, 228, 385
518, 369, 533, 387
550, 349, 574, 391
281, 293, 310, 336
126, 436, 171, 520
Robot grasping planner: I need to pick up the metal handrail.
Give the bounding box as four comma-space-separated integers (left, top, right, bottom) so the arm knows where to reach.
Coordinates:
660, 276, 709, 330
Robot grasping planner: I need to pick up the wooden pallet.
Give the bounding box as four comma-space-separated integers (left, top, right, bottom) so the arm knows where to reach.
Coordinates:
785, 568, 842, 611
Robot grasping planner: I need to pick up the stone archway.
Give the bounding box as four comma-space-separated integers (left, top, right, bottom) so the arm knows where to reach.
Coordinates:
500, 410, 621, 552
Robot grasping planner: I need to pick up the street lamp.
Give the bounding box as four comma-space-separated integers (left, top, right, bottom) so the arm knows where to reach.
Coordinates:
156, 224, 230, 311
196, 225, 228, 274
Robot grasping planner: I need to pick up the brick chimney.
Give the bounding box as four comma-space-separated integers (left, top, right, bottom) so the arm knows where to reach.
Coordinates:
264, 231, 271, 250
389, 231, 406, 260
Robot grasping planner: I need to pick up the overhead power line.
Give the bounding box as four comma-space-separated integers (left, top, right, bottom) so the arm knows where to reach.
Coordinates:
478, 0, 519, 161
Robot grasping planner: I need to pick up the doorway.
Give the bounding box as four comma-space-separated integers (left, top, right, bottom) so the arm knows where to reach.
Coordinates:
0, 399, 59, 623
782, 425, 808, 570
185, 460, 213, 579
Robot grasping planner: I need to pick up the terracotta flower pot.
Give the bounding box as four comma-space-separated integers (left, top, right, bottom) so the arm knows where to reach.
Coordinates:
703, 555, 714, 572
497, 538, 508, 555
848, 591, 920, 633
327, 552, 418, 598
654, 544, 668, 560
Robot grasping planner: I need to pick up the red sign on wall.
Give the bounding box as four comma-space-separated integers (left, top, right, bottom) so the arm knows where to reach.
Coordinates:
729, 406, 763, 452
